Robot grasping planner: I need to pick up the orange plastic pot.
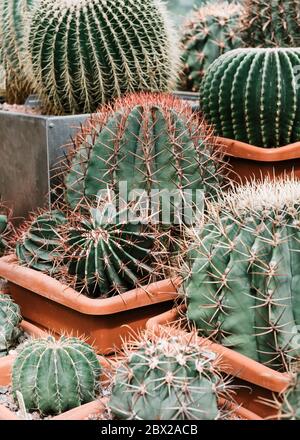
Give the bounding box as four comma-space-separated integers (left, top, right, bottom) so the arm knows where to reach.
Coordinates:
218, 137, 300, 183
0, 255, 181, 354
146, 306, 291, 419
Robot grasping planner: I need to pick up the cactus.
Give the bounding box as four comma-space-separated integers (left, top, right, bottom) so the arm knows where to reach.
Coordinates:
64, 93, 226, 213
108, 329, 230, 420
200, 48, 300, 148
278, 364, 300, 420
15, 210, 66, 274
240, 0, 300, 48
179, 2, 242, 92
0, 0, 38, 104
185, 178, 300, 371
0, 296, 22, 357
12, 336, 101, 415
28, 0, 179, 115
0, 213, 9, 257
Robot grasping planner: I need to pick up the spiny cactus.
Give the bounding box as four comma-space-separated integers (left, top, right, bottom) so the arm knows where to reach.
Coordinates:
0, 296, 22, 357
12, 336, 101, 415
278, 363, 300, 420
179, 2, 242, 92
200, 48, 300, 148
108, 329, 231, 420
28, 0, 179, 115
0, 214, 9, 257
15, 210, 66, 274
0, 0, 38, 104
185, 177, 300, 371
240, 0, 300, 48
64, 93, 226, 214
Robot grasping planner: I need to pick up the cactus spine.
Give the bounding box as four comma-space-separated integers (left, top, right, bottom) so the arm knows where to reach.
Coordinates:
12, 336, 101, 415
185, 178, 300, 371
278, 364, 300, 420
28, 0, 179, 115
180, 2, 242, 92
0, 296, 22, 357
200, 48, 300, 148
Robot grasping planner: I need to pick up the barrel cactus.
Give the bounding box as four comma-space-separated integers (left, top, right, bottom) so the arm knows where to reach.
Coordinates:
240, 0, 300, 48
0, 296, 22, 357
179, 1, 242, 92
200, 48, 300, 148
28, 0, 179, 115
16, 210, 66, 274
0, 0, 38, 104
108, 330, 230, 420
12, 336, 101, 415
278, 364, 300, 420
64, 93, 226, 214
186, 178, 300, 371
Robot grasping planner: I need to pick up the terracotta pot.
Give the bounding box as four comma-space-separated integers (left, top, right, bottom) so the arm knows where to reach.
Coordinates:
0, 255, 181, 354
218, 137, 300, 184
146, 306, 291, 419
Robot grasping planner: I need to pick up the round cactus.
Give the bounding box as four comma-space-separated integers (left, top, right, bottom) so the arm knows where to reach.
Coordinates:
108, 330, 229, 420
185, 178, 300, 371
64, 93, 226, 213
0, 296, 22, 357
278, 365, 300, 420
240, 0, 300, 48
12, 336, 101, 415
0, 0, 38, 104
200, 48, 300, 148
179, 1, 242, 92
28, 0, 179, 115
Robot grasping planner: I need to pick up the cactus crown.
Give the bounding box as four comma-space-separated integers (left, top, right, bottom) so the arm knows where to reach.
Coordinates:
0, 295, 22, 357
12, 335, 101, 415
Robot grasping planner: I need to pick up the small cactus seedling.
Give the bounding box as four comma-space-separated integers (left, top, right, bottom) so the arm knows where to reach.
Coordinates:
0, 295, 22, 357
12, 336, 101, 415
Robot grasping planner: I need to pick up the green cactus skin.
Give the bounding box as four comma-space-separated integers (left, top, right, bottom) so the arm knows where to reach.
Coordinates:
12, 336, 101, 415
240, 0, 300, 48
180, 2, 242, 92
186, 178, 300, 371
279, 367, 300, 420
16, 210, 66, 274
28, 0, 179, 115
0, 296, 22, 357
108, 333, 228, 420
64, 93, 226, 212
0, 0, 38, 104
200, 48, 300, 148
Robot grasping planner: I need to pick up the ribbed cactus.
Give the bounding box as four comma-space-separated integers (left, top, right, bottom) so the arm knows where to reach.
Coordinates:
278, 365, 300, 420
240, 0, 300, 47
12, 336, 101, 415
64, 93, 226, 213
28, 0, 179, 115
0, 296, 22, 357
200, 48, 300, 148
15, 210, 66, 274
108, 330, 229, 420
186, 178, 300, 371
180, 2, 242, 92
0, 0, 38, 104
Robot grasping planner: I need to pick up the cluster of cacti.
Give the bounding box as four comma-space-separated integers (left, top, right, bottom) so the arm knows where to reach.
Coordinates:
185, 178, 300, 371
278, 364, 300, 420
0, 0, 38, 104
240, 0, 300, 48
108, 330, 230, 420
0, 296, 22, 357
179, 1, 242, 92
28, 0, 179, 115
64, 93, 226, 212
200, 48, 300, 148
12, 336, 100, 415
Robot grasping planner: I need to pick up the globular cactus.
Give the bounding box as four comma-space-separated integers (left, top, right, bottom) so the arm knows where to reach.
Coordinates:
0, 296, 22, 357
0, 0, 38, 104
278, 364, 300, 420
15, 210, 66, 274
200, 48, 300, 148
240, 0, 300, 48
28, 0, 179, 115
12, 336, 101, 415
179, 2, 242, 92
64, 93, 226, 213
185, 178, 300, 371
108, 329, 230, 420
